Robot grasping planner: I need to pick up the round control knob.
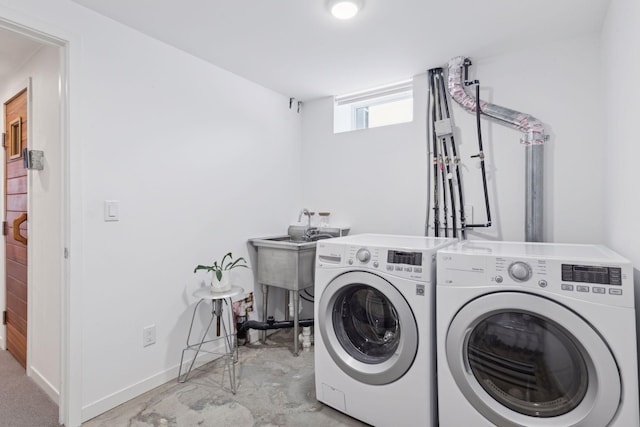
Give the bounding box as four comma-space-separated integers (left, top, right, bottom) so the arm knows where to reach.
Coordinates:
509, 261, 532, 282
373, 261, 379, 268
356, 248, 371, 263
495, 275, 503, 283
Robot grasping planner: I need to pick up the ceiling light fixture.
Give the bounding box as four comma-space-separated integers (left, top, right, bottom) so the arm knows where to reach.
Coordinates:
328, 0, 363, 20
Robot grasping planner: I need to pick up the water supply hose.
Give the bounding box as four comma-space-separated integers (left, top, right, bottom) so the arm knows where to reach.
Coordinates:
428, 67, 466, 238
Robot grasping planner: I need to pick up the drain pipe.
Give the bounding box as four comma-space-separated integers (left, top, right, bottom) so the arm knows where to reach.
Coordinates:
238, 317, 314, 334
447, 56, 546, 242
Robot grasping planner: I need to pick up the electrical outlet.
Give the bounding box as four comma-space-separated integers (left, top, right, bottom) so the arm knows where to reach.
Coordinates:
143, 325, 156, 347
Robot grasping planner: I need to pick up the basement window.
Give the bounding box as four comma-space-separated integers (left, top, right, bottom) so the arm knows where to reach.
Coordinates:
334, 79, 413, 133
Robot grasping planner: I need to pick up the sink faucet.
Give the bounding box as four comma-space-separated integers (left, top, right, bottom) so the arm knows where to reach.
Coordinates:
298, 208, 310, 226
298, 208, 317, 239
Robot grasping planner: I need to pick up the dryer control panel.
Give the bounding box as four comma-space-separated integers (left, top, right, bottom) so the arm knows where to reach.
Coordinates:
438, 241, 634, 308
561, 264, 622, 286
492, 258, 631, 300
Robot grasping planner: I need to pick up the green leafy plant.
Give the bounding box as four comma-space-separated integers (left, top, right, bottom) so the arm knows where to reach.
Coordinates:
193, 252, 248, 281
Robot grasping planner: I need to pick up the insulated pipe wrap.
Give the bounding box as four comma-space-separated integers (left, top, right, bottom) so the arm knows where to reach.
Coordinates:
447, 56, 545, 145
447, 56, 488, 112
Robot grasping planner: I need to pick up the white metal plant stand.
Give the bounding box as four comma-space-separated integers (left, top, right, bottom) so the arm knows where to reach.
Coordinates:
178, 286, 243, 393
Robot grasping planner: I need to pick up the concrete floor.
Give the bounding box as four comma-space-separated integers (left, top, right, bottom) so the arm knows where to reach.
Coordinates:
82, 330, 368, 427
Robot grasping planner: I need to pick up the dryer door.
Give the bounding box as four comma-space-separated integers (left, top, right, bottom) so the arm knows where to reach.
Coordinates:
445, 291, 620, 427
318, 271, 418, 385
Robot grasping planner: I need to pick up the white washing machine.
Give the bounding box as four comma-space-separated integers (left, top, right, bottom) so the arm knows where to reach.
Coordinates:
314, 234, 456, 427
436, 240, 640, 427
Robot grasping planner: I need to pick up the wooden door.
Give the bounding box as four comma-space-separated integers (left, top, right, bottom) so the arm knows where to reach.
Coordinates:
4, 88, 28, 368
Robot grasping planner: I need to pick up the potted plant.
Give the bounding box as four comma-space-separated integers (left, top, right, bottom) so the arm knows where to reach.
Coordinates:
194, 252, 248, 292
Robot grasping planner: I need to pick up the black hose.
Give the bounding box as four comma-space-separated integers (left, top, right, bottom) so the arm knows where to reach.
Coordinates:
428, 69, 440, 236
238, 318, 314, 333
467, 82, 492, 228
437, 69, 465, 239
434, 70, 457, 238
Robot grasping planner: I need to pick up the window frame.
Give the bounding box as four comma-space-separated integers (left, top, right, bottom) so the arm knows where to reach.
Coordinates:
334, 79, 413, 133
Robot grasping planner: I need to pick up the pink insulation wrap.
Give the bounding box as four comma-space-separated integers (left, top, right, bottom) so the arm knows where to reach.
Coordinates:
447, 56, 545, 145
447, 56, 488, 112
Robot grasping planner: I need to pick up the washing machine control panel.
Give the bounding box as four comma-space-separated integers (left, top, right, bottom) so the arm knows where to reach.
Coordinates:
328, 245, 429, 280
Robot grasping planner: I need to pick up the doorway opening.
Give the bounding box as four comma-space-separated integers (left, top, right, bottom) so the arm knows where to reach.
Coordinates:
0, 18, 71, 426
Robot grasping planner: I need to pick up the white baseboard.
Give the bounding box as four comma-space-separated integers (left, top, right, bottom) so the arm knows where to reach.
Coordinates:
80, 345, 224, 423
29, 366, 60, 405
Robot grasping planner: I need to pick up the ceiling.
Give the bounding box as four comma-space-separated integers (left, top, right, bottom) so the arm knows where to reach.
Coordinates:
4, 1, 612, 101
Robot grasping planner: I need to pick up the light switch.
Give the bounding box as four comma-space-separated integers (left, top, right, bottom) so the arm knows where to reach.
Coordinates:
104, 200, 120, 222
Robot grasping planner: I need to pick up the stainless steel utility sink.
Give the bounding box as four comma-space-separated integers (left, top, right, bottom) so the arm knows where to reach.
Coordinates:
250, 226, 349, 290
249, 226, 350, 355
249, 234, 320, 291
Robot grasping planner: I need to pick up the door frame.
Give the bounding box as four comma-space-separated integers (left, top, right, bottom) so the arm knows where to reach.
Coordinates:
0, 13, 78, 427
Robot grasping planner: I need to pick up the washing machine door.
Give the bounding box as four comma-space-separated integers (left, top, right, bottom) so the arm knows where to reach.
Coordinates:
318, 271, 418, 385
446, 291, 620, 427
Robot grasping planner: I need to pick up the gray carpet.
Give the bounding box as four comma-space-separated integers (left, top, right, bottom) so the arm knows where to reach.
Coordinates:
0, 350, 59, 426
83, 330, 367, 427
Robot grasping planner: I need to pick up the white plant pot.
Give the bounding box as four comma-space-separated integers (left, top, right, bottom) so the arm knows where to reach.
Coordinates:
211, 271, 231, 292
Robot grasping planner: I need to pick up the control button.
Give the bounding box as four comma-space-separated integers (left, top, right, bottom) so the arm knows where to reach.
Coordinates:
577, 285, 589, 293
404, 267, 412, 272
348, 259, 354, 265
386, 265, 394, 271
538, 280, 548, 288
356, 248, 371, 263
373, 261, 379, 268
609, 288, 623, 295
561, 284, 574, 291
414, 267, 422, 273
495, 275, 503, 283
593, 287, 606, 294
395, 266, 403, 271
508, 261, 532, 282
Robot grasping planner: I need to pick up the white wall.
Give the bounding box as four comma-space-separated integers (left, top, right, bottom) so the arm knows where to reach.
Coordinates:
0, 45, 61, 402
300, 77, 428, 236
602, 0, 640, 264
0, 1, 302, 424
601, 0, 640, 374
301, 35, 605, 245
75, 15, 301, 423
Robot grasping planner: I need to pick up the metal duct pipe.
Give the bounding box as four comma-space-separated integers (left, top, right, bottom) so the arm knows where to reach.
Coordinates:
447, 56, 546, 242
526, 144, 544, 242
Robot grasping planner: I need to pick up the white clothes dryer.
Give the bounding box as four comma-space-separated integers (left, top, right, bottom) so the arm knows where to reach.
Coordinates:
314, 234, 456, 427
437, 241, 640, 427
